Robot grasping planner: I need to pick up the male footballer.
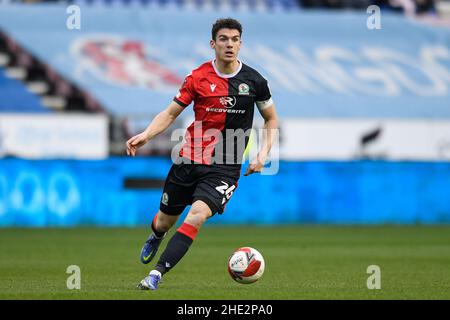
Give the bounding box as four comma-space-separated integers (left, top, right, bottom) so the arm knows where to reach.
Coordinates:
126, 18, 279, 290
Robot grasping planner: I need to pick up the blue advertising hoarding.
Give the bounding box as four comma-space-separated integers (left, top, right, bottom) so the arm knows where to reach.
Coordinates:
0, 157, 449, 226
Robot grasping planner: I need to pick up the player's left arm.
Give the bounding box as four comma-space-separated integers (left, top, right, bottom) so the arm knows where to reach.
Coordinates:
244, 103, 279, 176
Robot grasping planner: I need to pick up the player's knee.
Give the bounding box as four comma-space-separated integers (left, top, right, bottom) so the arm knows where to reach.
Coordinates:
185, 213, 206, 229
185, 207, 210, 229
155, 211, 177, 231
155, 220, 171, 232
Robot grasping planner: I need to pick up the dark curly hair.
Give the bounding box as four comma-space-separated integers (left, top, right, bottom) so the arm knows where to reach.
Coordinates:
211, 18, 242, 40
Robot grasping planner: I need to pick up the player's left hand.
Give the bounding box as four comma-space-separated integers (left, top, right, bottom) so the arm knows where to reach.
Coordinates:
244, 156, 265, 176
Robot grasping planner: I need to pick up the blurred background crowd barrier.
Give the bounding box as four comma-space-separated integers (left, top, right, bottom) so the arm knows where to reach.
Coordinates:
0, 0, 449, 226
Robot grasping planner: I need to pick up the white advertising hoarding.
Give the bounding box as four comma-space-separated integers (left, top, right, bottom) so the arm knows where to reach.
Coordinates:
0, 114, 108, 159
280, 120, 450, 161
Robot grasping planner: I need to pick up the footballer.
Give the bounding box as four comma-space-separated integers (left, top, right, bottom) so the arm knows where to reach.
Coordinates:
126, 18, 278, 290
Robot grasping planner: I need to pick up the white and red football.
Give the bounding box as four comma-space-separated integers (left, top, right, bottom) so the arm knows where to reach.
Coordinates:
228, 247, 265, 284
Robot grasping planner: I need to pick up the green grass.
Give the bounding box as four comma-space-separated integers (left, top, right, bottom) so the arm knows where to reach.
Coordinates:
0, 226, 449, 299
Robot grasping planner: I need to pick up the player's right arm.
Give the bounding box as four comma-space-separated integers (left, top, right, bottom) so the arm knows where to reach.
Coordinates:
126, 101, 185, 156
127, 72, 195, 156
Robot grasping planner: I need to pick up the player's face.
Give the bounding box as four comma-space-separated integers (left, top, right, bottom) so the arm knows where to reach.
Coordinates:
211, 28, 241, 63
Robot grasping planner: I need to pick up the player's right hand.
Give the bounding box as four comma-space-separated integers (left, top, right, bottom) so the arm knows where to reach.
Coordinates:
126, 132, 149, 156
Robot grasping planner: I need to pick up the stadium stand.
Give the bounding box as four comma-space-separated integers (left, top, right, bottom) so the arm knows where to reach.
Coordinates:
4, 0, 446, 15
1, 2, 449, 155
69, 0, 301, 11
0, 67, 48, 112
0, 30, 104, 112
1, 5, 449, 117
0, 32, 48, 112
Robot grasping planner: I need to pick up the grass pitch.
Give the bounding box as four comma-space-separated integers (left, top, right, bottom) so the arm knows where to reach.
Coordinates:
0, 226, 449, 300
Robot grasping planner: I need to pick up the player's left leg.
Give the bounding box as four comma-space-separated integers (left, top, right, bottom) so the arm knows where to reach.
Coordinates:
140, 162, 195, 265
138, 200, 212, 290
154, 200, 212, 272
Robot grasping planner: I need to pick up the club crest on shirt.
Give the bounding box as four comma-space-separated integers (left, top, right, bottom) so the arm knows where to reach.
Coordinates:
161, 193, 169, 205
238, 83, 250, 95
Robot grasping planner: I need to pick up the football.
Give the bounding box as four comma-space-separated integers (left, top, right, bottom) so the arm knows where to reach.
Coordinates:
227, 247, 265, 284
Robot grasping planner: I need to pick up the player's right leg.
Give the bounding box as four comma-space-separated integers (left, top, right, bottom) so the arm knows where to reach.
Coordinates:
137, 161, 196, 290
140, 162, 195, 265
140, 210, 179, 264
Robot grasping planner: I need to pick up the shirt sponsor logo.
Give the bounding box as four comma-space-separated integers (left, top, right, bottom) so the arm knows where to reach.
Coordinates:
205, 108, 246, 114
208, 96, 245, 113
219, 96, 236, 109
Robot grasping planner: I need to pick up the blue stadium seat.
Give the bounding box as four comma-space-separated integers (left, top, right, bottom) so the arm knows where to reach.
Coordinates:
69, 0, 301, 10
0, 67, 48, 113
